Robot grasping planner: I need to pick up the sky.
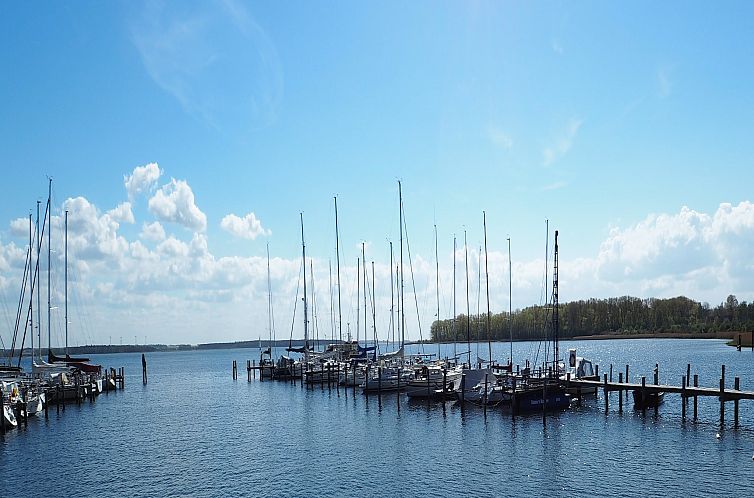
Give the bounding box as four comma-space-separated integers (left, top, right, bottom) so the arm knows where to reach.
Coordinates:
2, 1, 754, 347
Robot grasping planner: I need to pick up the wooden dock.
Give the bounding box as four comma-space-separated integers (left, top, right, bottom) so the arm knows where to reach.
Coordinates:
563, 363, 751, 427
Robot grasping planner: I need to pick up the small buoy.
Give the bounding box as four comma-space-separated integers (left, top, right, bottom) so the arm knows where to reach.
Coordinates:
716, 433, 721, 439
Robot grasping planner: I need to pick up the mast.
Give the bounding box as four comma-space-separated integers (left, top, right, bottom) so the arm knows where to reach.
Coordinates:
483, 212, 492, 366
434, 224, 440, 359
29, 213, 33, 361
508, 237, 512, 367
36, 201, 41, 361
334, 197, 342, 343
47, 178, 51, 357
452, 235, 457, 361
389, 241, 394, 348
553, 230, 560, 370
371, 261, 377, 358
310, 260, 318, 350
356, 257, 360, 345
464, 229, 471, 367
399, 181, 405, 350
362, 242, 367, 349
65, 210, 68, 357
300, 213, 308, 363
329, 260, 334, 343
266, 243, 273, 353
395, 263, 399, 348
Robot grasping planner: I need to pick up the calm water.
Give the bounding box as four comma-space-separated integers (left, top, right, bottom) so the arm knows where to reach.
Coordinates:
2, 339, 754, 497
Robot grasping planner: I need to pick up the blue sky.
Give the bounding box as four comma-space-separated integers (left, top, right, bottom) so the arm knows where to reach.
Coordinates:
2, 1, 754, 346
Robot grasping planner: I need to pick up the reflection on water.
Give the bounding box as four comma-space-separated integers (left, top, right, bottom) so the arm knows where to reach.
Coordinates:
3, 339, 754, 496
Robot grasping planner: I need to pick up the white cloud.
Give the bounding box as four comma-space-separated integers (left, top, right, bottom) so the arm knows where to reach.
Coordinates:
9, 217, 29, 237
140, 221, 166, 242
107, 202, 135, 224
148, 179, 207, 232
124, 163, 162, 200
543, 117, 583, 166
220, 212, 270, 240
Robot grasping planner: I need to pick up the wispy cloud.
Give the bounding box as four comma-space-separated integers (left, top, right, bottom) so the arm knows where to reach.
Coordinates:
488, 126, 513, 150
129, 0, 283, 132
543, 117, 583, 166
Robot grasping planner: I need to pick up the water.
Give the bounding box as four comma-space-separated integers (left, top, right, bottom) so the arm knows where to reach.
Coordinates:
2, 339, 754, 497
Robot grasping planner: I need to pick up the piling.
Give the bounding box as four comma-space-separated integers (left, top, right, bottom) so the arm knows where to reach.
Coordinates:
609, 364, 613, 382
604, 374, 609, 412
641, 377, 646, 415
653, 364, 659, 386
737, 334, 742, 351
625, 365, 630, 400
247, 360, 251, 382
483, 374, 488, 412
618, 373, 623, 412
142, 354, 147, 385
693, 374, 698, 420
510, 375, 516, 419
720, 365, 726, 425
542, 375, 547, 425
734, 377, 740, 427
595, 364, 599, 378
681, 375, 686, 421
460, 373, 466, 406
442, 368, 447, 397
686, 364, 691, 387
327, 363, 332, 392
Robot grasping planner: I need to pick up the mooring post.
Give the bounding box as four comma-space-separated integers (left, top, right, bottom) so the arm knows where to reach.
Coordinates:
681, 375, 686, 421
686, 364, 691, 387
483, 374, 488, 411
604, 373, 609, 412
442, 368, 447, 398
142, 354, 147, 385
625, 365, 630, 400
327, 363, 332, 392
734, 377, 740, 428
618, 372, 623, 412
247, 360, 251, 382
737, 334, 742, 351
641, 376, 647, 415
720, 365, 726, 426
609, 364, 613, 382
693, 374, 698, 420
542, 375, 547, 426
595, 364, 599, 378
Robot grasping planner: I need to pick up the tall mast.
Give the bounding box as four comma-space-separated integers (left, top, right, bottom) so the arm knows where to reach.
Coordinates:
389, 241, 394, 348
371, 261, 377, 358
266, 243, 273, 349
328, 260, 334, 343
310, 260, 318, 350
300, 213, 308, 363
362, 242, 367, 349
29, 213, 33, 361
399, 181, 404, 349
434, 224, 440, 359
334, 197, 342, 343
464, 229, 471, 367
553, 230, 560, 370
356, 257, 360, 345
484, 212, 492, 366
395, 263, 399, 348
452, 235, 457, 361
47, 178, 51, 357
36, 201, 41, 361
65, 210, 68, 357
508, 237, 512, 367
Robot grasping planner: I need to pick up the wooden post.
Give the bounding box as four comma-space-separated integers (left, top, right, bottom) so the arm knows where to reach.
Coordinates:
460, 373, 466, 406
719, 377, 725, 426
604, 373, 609, 412
625, 364, 630, 400
734, 377, 740, 428
327, 363, 332, 392
483, 374, 488, 412
737, 334, 742, 351
121, 367, 125, 389
442, 368, 447, 398
618, 372, 623, 412
681, 375, 686, 421
641, 376, 646, 415
693, 374, 698, 420
142, 353, 147, 385
247, 360, 251, 382
595, 364, 599, 378
542, 375, 547, 425
686, 364, 691, 387
609, 364, 613, 382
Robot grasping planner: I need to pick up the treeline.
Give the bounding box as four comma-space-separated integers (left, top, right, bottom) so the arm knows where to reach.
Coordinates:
430, 295, 754, 342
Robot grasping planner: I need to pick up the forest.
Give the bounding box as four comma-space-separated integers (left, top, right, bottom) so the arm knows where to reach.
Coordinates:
430, 295, 754, 342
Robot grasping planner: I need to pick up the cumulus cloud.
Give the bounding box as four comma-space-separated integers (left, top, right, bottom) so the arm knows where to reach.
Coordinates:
140, 221, 166, 242
220, 212, 270, 240
9, 217, 29, 237
148, 179, 207, 232
124, 162, 162, 200
62, 196, 130, 261
107, 202, 135, 224
543, 117, 583, 166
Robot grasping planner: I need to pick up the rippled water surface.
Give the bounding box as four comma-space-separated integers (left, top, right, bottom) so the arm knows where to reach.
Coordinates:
3, 339, 754, 497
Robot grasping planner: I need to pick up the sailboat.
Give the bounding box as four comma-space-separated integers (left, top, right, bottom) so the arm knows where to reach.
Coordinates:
259, 243, 275, 379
